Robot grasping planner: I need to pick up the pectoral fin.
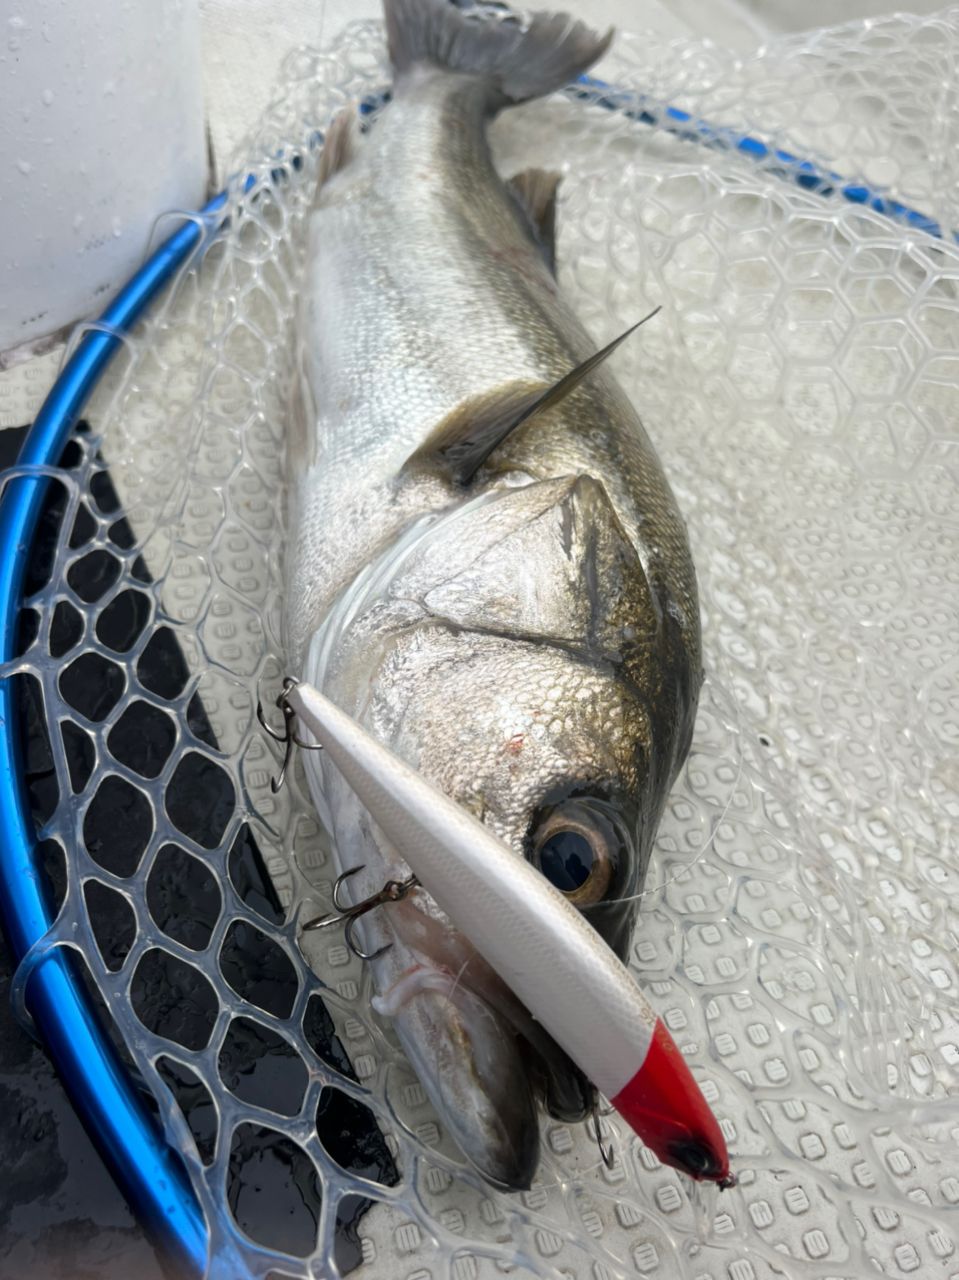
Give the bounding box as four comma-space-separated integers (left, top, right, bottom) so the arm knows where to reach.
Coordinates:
404, 307, 662, 486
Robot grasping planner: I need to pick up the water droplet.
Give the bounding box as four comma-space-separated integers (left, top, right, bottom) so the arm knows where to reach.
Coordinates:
8, 15, 28, 30
8, 35, 21, 51
17, 159, 32, 176
73, 213, 84, 231
111, 217, 123, 239
41, 88, 54, 106
103, 79, 117, 97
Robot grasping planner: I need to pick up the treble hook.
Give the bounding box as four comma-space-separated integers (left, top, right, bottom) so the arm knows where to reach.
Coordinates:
589, 1093, 615, 1170
256, 676, 322, 793
301, 865, 419, 961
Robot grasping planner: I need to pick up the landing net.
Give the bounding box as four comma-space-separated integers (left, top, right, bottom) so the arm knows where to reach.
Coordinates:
4, 12, 959, 1278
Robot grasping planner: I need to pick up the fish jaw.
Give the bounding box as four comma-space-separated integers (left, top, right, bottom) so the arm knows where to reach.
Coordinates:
302, 758, 540, 1190
372, 957, 539, 1190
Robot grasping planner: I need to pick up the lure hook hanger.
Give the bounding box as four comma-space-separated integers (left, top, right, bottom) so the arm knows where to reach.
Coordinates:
589, 1094, 616, 1170
256, 676, 322, 793
301, 865, 419, 960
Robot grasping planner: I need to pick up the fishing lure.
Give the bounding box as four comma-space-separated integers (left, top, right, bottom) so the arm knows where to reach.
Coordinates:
287, 679, 734, 1187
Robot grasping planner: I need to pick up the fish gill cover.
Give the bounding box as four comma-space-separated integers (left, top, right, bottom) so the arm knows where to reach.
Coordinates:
3, 10, 958, 1279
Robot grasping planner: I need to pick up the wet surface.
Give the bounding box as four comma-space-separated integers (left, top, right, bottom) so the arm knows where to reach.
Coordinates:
0, 946, 167, 1280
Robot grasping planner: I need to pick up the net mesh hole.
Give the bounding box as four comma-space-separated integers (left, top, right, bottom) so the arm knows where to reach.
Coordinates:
84, 879, 137, 972
219, 921, 299, 1021
137, 626, 191, 700
95, 588, 152, 654
130, 947, 219, 1053
227, 824, 287, 926
61, 719, 95, 793
107, 701, 177, 779
66, 549, 122, 604
227, 1123, 321, 1257
49, 599, 84, 658
146, 843, 223, 951
83, 773, 153, 877
218, 1016, 309, 1118
157, 1056, 219, 1167
59, 651, 125, 722
165, 752, 235, 848
315, 1088, 399, 1188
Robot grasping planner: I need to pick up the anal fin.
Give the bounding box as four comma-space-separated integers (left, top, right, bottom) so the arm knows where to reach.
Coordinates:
507, 168, 561, 273
404, 306, 662, 486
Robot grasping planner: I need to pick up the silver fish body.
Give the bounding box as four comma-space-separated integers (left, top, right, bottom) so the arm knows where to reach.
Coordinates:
286, 0, 702, 1190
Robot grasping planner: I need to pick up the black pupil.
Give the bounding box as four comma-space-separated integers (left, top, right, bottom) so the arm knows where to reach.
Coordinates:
539, 831, 594, 893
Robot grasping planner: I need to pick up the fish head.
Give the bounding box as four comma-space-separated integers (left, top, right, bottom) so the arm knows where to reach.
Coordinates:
385, 632, 654, 960
360, 471, 698, 943
308, 472, 700, 1186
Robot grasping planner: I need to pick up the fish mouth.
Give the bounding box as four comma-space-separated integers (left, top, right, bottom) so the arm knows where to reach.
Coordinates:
366, 868, 600, 1190
375, 961, 540, 1190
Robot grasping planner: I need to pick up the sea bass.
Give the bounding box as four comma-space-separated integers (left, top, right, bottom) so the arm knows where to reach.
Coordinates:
285, 0, 703, 1190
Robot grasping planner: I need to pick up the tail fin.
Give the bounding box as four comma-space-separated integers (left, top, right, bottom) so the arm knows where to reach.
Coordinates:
385, 0, 612, 105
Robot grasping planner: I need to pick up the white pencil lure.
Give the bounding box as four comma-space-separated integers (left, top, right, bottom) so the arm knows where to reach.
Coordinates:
288, 680, 734, 1187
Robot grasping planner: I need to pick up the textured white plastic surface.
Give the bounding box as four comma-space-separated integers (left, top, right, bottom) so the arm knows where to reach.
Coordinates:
0, 0, 207, 366
6, 11, 959, 1278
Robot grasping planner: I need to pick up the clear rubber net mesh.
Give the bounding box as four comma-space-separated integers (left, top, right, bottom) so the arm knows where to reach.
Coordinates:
6, 10, 959, 1278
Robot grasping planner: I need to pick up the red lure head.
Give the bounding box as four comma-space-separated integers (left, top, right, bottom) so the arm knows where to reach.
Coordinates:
610, 1020, 733, 1186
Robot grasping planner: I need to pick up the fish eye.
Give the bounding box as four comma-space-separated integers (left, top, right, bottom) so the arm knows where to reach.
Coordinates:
532, 809, 614, 906
539, 830, 594, 891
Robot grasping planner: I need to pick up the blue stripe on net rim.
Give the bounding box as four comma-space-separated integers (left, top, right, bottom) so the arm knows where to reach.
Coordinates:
0, 78, 949, 1278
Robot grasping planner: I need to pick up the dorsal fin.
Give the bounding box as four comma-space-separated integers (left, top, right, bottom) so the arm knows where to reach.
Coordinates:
507, 168, 561, 273
405, 307, 662, 486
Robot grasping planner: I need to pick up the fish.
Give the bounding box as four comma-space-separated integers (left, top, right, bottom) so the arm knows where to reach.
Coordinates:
285, 0, 707, 1191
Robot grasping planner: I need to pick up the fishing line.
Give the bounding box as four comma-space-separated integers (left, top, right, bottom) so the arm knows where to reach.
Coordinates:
599, 681, 746, 908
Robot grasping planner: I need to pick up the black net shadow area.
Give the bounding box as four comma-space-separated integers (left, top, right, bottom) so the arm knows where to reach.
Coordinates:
9, 425, 399, 1276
